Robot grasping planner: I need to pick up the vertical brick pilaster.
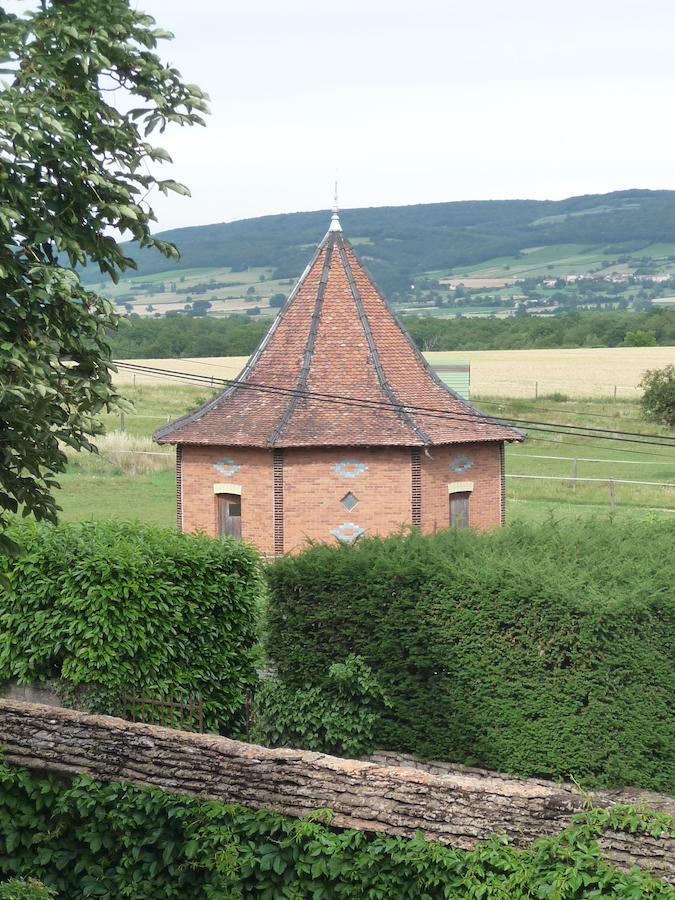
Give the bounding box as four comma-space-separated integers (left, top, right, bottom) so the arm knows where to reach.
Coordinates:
273, 449, 284, 555
499, 442, 506, 527
411, 449, 422, 527
176, 445, 183, 531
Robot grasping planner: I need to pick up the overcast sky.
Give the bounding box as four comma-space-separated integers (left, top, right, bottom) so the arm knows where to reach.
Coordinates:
15, 0, 675, 230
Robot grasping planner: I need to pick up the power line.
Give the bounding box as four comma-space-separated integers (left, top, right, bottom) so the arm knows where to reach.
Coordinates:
177, 356, 649, 425
513, 434, 675, 460
114, 360, 675, 452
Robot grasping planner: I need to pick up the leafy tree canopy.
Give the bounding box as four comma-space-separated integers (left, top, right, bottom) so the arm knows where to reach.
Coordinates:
640, 364, 675, 427
0, 0, 207, 554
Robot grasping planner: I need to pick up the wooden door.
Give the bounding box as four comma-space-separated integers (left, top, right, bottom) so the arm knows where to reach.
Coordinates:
218, 494, 242, 539
449, 491, 470, 529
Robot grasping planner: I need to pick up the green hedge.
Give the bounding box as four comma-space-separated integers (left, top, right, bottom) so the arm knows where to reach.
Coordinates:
0, 522, 262, 733
266, 520, 675, 791
0, 763, 672, 898
0, 880, 54, 899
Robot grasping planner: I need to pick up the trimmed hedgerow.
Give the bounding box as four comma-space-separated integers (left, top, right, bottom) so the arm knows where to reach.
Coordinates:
0, 762, 672, 898
0, 521, 262, 733
266, 519, 675, 791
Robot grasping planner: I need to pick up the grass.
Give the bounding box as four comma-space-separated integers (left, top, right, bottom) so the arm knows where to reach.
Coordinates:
46, 385, 673, 529
55, 470, 176, 526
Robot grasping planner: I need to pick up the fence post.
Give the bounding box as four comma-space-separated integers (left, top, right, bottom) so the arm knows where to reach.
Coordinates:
120, 412, 125, 432
572, 458, 577, 492
613, 384, 617, 402
534, 381, 538, 399
131, 448, 137, 478
609, 478, 615, 510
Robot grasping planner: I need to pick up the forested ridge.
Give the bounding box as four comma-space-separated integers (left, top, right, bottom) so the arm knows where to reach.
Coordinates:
84, 189, 675, 294
109, 308, 675, 358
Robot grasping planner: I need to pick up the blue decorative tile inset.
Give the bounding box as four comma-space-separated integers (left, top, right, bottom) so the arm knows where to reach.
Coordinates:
332, 458, 368, 479
213, 456, 241, 478
450, 454, 472, 474
330, 522, 367, 543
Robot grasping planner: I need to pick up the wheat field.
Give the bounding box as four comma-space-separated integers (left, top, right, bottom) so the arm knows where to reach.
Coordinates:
112, 346, 675, 399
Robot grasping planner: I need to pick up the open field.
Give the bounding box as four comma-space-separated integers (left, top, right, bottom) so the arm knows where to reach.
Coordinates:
112, 346, 675, 398
88, 265, 292, 318
426, 242, 675, 281
49, 385, 674, 529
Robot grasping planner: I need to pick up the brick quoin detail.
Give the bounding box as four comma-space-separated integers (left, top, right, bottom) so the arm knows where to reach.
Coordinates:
411, 449, 422, 526
499, 442, 506, 526
273, 449, 284, 556
175, 445, 183, 530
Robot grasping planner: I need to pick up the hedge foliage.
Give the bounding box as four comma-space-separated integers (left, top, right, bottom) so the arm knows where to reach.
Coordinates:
0, 763, 672, 899
0, 880, 54, 899
250, 655, 391, 757
266, 520, 675, 791
0, 521, 262, 733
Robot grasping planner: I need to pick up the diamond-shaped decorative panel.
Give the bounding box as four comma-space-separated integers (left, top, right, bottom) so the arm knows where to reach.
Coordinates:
213, 456, 241, 478
450, 453, 472, 474
332, 458, 368, 479
341, 492, 359, 511
330, 522, 366, 543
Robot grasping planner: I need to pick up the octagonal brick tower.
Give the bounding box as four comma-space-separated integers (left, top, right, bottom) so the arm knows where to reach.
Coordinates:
154, 210, 523, 554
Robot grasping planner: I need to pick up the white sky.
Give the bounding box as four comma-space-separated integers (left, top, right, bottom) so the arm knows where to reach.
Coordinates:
13, 0, 675, 230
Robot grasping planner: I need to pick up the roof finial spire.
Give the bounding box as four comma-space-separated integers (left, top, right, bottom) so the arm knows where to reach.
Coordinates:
329, 179, 342, 232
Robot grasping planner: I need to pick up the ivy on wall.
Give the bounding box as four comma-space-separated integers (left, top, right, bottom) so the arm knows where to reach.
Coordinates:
0, 762, 672, 899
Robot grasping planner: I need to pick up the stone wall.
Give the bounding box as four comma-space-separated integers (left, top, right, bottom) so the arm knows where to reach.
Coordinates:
0, 699, 672, 881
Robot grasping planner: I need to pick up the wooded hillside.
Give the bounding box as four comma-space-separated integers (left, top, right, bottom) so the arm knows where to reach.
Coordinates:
82, 189, 675, 294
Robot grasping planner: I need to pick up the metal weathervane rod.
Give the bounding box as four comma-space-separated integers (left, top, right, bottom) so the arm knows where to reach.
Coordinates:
329, 180, 342, 232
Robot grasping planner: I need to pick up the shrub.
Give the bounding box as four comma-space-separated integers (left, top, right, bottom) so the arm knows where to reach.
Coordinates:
266, 520, 674, 790
0, 521, 263, 733
0, 763, 671, 898
250, 655, 391, 757
0, 881, 54, 900
640, 363, 675, 427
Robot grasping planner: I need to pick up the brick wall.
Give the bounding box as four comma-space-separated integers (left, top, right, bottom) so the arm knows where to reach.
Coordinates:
282, 446, 411, 553
420, 441, 503, 533
181, 445, 276, 554
180, 440, 505, 554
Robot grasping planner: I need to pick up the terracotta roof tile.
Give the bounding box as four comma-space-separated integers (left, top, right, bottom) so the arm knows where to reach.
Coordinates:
154, 223, 523, 447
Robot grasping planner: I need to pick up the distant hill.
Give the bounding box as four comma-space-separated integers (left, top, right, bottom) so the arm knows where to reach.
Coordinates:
82, 189, 675, 295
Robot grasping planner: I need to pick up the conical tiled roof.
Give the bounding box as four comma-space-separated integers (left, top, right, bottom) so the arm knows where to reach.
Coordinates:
155, 217, 523, 447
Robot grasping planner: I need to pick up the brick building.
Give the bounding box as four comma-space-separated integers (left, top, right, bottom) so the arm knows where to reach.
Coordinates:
154, 209, 523, 554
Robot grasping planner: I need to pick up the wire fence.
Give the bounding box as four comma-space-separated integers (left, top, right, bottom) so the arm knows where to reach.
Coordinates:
471, 379, 639, 400
505, 473, 674, 510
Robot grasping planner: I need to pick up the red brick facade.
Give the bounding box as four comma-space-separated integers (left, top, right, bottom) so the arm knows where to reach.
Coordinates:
180, 442, 504, 555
